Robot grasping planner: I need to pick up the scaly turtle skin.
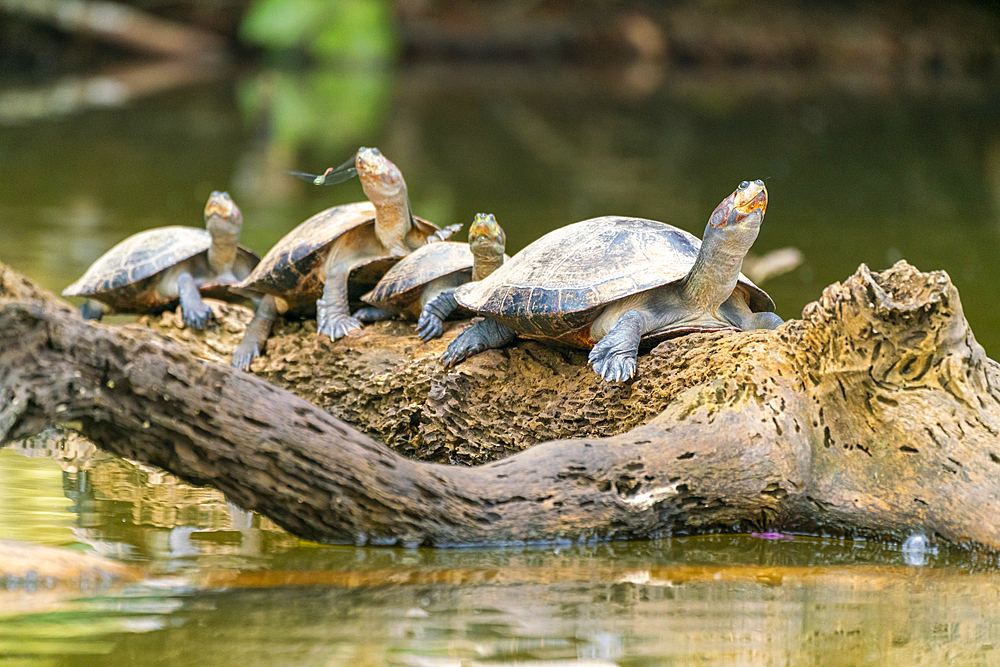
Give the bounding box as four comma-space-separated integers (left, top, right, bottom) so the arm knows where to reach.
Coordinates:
62, 192, 259, 329
359, 212, 508, 341
441, 180, 783, 382
231, 147, 458, 371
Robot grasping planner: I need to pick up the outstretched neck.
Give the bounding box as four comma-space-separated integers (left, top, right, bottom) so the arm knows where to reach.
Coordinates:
682, 225, 759, 310
373, 194, 413, 256
472, 251, 504, 281
207, 224, 239, 275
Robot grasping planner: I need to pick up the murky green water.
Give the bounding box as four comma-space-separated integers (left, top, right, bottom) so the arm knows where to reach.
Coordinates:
1, 62, 999, 664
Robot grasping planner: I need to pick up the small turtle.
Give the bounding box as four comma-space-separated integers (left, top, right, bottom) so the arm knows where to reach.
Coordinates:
358, 212, 508, 341
231, 147, 459, 370
440, 180, 784, 382
62, 191, 259, 328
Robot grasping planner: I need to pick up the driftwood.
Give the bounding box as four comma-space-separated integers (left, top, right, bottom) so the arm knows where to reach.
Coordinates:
2, 260, 1000, 549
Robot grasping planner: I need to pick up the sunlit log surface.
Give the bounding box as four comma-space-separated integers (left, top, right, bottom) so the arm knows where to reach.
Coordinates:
2, 260, 999, 549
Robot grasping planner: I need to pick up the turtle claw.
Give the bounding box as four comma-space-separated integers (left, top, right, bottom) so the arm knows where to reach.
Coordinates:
588, 342, 637, 383
182, 302, 214, 330
416, 313, 443, 342
440, 319, 515, 366
440, 335, 477, 367
319, 313, 363, 340
231, 342, 260, 372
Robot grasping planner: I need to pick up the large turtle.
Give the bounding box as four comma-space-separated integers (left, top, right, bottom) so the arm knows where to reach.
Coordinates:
358, 212, 508, 341
440, 180, 784, 382
231, 147, 458, 370
62, 191, 259, 328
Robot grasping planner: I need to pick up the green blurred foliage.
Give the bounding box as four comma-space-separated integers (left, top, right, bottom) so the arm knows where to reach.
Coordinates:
240, 0, 399, 63
236, 68, 392, 155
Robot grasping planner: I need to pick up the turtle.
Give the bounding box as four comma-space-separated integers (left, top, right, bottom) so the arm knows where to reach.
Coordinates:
358, 212, 508, 341
231, 147, 459, 370
62, 191, 260, 329
440, 179, 784, 382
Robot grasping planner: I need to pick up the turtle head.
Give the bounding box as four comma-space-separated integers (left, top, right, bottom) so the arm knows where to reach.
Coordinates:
468, 213, 506, 257
204, 191, 242, 274
707, 180, 767, 234
204, 191, 242, 235
468, 213, 506, 280
683, 180, 769, 311
356, 147, 407, 204
357, 147, 414, 255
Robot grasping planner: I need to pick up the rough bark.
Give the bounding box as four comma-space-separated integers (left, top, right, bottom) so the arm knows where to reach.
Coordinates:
3, 260, 1000, 549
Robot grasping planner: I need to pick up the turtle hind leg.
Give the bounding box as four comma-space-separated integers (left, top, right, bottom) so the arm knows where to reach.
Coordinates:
354, 306, 395, 323
232, 295, 278, 372
78, 299, 107, 321
744, 311, 784, 330
588, 310, 645, 382
177, 272, 213, 329
440, 318, 516, 367
417, 290, 459, 341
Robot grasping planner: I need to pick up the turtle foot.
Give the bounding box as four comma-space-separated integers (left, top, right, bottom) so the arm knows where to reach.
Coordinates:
319, 314, 363, 340
588, 341, 637, 383
231, 341, 260, 372
440, 319, 515, 367
440, 333, 479, 367
182, 302, 214, 330
418, 291, 458, 342
416, 313, 443, 342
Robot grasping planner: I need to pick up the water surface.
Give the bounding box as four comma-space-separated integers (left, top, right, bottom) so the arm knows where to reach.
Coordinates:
1, 62, 999, 665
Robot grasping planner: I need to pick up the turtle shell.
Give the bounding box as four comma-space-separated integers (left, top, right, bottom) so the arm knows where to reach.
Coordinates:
361, 241, 474, 312
454, 215, 774, 344
235, 201, 444, 314
62, 226, 260, 310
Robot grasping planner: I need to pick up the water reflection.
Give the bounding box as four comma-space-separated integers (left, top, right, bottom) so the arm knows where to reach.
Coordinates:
2, 431, 296, 570
2, 438, 1000, 665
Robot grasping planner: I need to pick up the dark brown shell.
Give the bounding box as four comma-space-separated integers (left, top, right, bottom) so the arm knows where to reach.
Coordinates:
361, 241, 473, 311
62, 226, 260, 310
235, 202, 446, 314
455, 216, 774, 342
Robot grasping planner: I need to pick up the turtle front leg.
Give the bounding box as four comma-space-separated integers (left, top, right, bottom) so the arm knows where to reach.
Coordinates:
588, 309, 645, 382
417, 289, 459, 341
317, 271, 362, 340
177, 272, 213, 329
232, 295, 278, 371
440, 318, 516, 367
354, 306, 396, 323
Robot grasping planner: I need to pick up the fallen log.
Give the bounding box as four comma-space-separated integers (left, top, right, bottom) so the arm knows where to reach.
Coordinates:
2, 260, 999, 549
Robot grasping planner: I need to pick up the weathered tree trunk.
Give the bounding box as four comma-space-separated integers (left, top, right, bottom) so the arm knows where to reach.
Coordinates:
2, 260, 999, 549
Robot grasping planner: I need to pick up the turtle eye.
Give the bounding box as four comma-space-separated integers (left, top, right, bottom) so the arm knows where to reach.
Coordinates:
739, 180, 750, 190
